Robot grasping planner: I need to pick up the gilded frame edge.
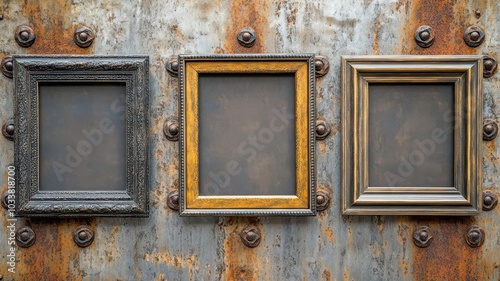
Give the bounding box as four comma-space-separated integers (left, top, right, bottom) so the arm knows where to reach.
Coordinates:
341, 55, 482, 216
13, 55, 150, 217
178, 54, 316, 216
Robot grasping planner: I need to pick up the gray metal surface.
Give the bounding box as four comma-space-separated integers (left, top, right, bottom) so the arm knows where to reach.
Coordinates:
0, 0, 499, 280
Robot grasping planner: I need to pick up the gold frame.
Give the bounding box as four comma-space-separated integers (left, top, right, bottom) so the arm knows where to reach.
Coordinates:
179, 54, 315, 216
342, 56, 482, 215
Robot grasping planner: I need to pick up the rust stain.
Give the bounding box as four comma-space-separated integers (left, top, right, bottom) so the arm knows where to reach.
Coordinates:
411, 218, 486, 281
21, 0, 94, 54
321, 226, 335, 243
373, 21, 380, 55
17, 218, 96, 280
223, 0, 269, 53
402, 0, 475, 55
322, 268, 331, 281
222, 217, 262, 281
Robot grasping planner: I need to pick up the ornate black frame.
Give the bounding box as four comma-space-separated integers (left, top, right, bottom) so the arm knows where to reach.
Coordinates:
13, 55, 149, 217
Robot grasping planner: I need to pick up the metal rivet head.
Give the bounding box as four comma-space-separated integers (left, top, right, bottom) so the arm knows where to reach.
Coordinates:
414, 25, 434, 48
74, 26, 94, 48
2, 118, 14, 141
167, 190, 180, 211
483, 119, 498, 141
1, 192, 9, 210
475, 9, 481, 18
419, 31, 430, 41
464, 26, 485, 47
166, 56, 179, 77
482, 190, 498, 211
316, 119, 331, 141
413, 226, 433, 248
0, 14, 3, 20
470, 31, 480, 41
316, 190, 331, 212
1, 56, 14, 79
314, 56, 330, 77
483, 56, 498, 78
419, 231, 428, 241
484, 60, 494, 70
19, 31, 29, 40
171, 61, 178, 71
15, 25, 36, 47
240, 225, 261, 248
164, 117, 179, 141
73, 225, 94, 247
237, 27, 256, 48
4, 61, 13, 71
241, 31, 252, 42
16, 227, 36, 248
465, 225, 485, 248
315, 60, 324, 71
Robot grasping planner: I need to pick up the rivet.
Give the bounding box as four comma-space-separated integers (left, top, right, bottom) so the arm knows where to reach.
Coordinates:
1, 56, 14, 78
484, 60, 494, 70
171, 61, 179, 71
483, 119, 498, 141
19, 31, 29, 40
2, 118, 14, 141
164, 117, 179, 141
5, 61, 13, 71
74, 26, 94, 48
314, 56, 330, 77
16, 226, 36, 248
241, 31, 252, 42
315, 119, 330, 141
482, 190, 498, 211
315, 60, 324, 71
414, 25, 434, 48
1, 191, 9, 210
15, 25, 36, 48
0, 14, 3, 20
419, 31, 430, 41
167, 190, 180, 211
166, 55, 179, 77
73, 225, 94, 247
413, 226, 433, 248
464, 26, 485, 47
483, 55, 497, 78
316, 190, 331, 212
470, 31, 480, 41
465, 225, 485, 248
475, 9, 481, 18
237, 27, 256, 48
240, 225, 261, 248
419, 231, 428, 241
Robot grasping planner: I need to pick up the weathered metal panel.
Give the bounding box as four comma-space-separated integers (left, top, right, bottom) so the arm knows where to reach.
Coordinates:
0, 0, 499, 280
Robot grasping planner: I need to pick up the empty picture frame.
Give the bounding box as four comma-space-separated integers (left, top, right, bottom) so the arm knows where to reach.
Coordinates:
179, 54, 316, 216
342, 56, 482, 215
14, 55, 149, 217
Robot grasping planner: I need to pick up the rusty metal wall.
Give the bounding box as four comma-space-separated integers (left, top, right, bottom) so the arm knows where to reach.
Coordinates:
0, 0, 499, 280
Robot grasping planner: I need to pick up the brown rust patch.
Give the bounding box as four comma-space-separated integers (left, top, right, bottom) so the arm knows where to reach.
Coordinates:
21, 0, 94, 54
402, 0, 475, 55
223, 0, 269, 53
17, 218, 96, 280
222, 217, 262, 281
411, 218, 486, 280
